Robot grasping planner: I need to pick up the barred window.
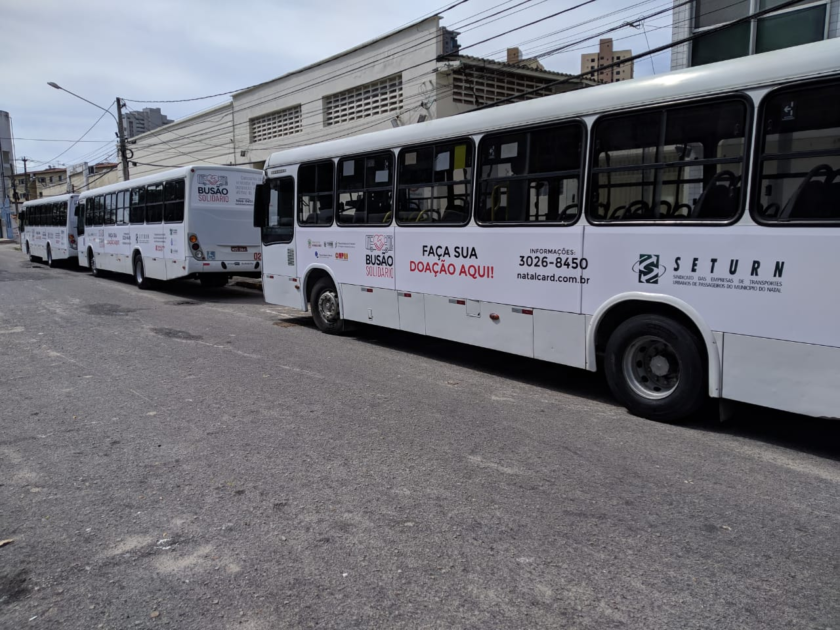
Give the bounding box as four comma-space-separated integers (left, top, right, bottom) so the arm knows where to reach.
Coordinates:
324, 75, 403, 127
452, 68, 557, 107
250, 105, 302, 143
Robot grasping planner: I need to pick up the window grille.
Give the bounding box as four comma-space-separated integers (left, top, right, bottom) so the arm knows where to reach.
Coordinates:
452, 68, 558, 107
250, 105, 303, 143
324, 75, 403, 127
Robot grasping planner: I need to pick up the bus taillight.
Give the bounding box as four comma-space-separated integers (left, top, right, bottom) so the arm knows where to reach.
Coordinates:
188, 233, 204, 260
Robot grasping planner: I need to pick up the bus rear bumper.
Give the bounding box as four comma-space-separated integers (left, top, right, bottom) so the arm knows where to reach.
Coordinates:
187, 259, 261, 275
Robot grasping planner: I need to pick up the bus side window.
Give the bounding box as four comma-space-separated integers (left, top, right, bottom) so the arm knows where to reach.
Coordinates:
105, 194, 116, 226
397, 139, 473, 225
337, 152, 393, 226
263, 177, 295, 245
146, 184, 163, 223
756, 80, 840, 223
164, 180, 185, 223
589, 99, 747, 222
297, 161, 334, 226
130, 187, 146, 224
94, 196, 104, 226
476, 123, 582, 224
59, 201, 67, 227
116, 191, 127, 225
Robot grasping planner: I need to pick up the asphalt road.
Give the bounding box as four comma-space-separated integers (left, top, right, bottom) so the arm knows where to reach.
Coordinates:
1, 241, 838, 630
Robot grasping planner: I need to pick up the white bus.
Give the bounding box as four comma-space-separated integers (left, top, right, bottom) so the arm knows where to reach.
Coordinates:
20, 194, 80, 267
78, 165, 263, 288
254, 39, 840, 422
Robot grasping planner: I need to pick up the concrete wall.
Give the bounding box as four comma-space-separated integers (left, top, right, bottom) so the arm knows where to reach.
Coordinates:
232, 17, 441, 169
127, 18, 442, 178
128, 102, 235, 179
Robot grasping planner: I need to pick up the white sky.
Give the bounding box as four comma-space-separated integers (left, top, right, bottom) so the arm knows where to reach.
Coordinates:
1, 0, 675, 174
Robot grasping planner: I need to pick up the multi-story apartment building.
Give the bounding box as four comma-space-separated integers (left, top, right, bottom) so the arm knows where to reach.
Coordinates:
580, 38, 634, 84
671, 0, 839, 69
12, 162, 120, 200
122, 107, 172, 138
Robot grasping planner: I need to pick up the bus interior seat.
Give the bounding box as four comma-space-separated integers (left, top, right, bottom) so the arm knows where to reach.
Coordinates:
780, 164, 835, 220
441, 203, 465, 223
691, 171, 739, 219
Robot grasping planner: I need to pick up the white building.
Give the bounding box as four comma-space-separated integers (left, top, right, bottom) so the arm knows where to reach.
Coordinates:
128, 16, 593, 178
671, 0, 839, 69
123, 107, 172, 138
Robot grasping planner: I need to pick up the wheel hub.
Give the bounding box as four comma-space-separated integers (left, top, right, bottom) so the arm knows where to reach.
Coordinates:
622, 335, 680, 400
318, 292, 339, 322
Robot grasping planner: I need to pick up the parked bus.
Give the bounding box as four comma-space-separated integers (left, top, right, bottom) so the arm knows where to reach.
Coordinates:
20, 194, 79, 267
78, 165, 263, 288
254, 39, 840, 422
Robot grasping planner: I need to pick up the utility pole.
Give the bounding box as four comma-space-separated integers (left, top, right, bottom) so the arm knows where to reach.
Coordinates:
21, 157, 30, 201
9, 161, 19, 241
116, 97, 130, 182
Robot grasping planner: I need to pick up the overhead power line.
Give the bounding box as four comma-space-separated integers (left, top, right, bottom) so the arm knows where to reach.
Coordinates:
477, 0, 811, 110
126, 0, 607, 159
122, 0, 472, 104
125, 0, 769, 170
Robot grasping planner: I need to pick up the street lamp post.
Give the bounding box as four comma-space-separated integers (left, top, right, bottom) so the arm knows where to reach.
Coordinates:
47, 83, 130, 183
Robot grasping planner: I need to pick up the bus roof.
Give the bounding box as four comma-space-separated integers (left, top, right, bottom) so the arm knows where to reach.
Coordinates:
22, 193, 77, 207
77, 165, 260, 199
266, 38, 840, 170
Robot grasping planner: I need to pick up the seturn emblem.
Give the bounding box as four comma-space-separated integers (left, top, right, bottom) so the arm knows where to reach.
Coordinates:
633, 254, 667, 284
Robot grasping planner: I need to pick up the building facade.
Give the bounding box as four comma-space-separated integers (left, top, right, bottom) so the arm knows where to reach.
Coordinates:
0, 111, 15, 238
580, 39, 634, 84
128, 17, 594, 178
671, 0, 839, 69
123, 107, 173, 138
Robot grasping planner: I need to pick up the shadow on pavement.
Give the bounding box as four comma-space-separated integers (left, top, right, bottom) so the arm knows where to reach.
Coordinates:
350, 323, 840, 462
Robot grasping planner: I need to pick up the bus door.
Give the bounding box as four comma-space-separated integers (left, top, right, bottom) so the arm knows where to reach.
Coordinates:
255, 173, 300, 309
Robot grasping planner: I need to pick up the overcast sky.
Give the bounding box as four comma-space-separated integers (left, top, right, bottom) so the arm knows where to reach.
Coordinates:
1, 0, 674, 174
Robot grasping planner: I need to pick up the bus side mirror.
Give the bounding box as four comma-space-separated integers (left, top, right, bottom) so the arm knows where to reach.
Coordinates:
253, 183, 268, 228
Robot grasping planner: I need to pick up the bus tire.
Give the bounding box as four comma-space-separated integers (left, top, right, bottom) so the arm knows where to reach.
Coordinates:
604, 314, 705, 423
89, 249, 102, 277
46, 244, 55, 268
134, 254, 152, 290
26, 241, 36, 263
199, 275, 229, 288
310, 278, 345, 334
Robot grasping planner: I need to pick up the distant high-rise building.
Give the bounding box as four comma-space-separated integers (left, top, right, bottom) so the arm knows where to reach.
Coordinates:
122, 107, 173, 138
580, 38, 634, 84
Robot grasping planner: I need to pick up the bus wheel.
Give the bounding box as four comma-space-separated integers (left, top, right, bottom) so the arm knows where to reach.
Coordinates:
26, 241, 36, 263
46, 244, 55, 268
604, 314, 705, 423
199, 275, 229, 288
134, 254, 152, 290
310, 278, 345, 334
89, 249, 101, 277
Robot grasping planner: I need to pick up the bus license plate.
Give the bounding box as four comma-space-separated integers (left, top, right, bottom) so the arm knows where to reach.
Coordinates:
231, 247, 248, 252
